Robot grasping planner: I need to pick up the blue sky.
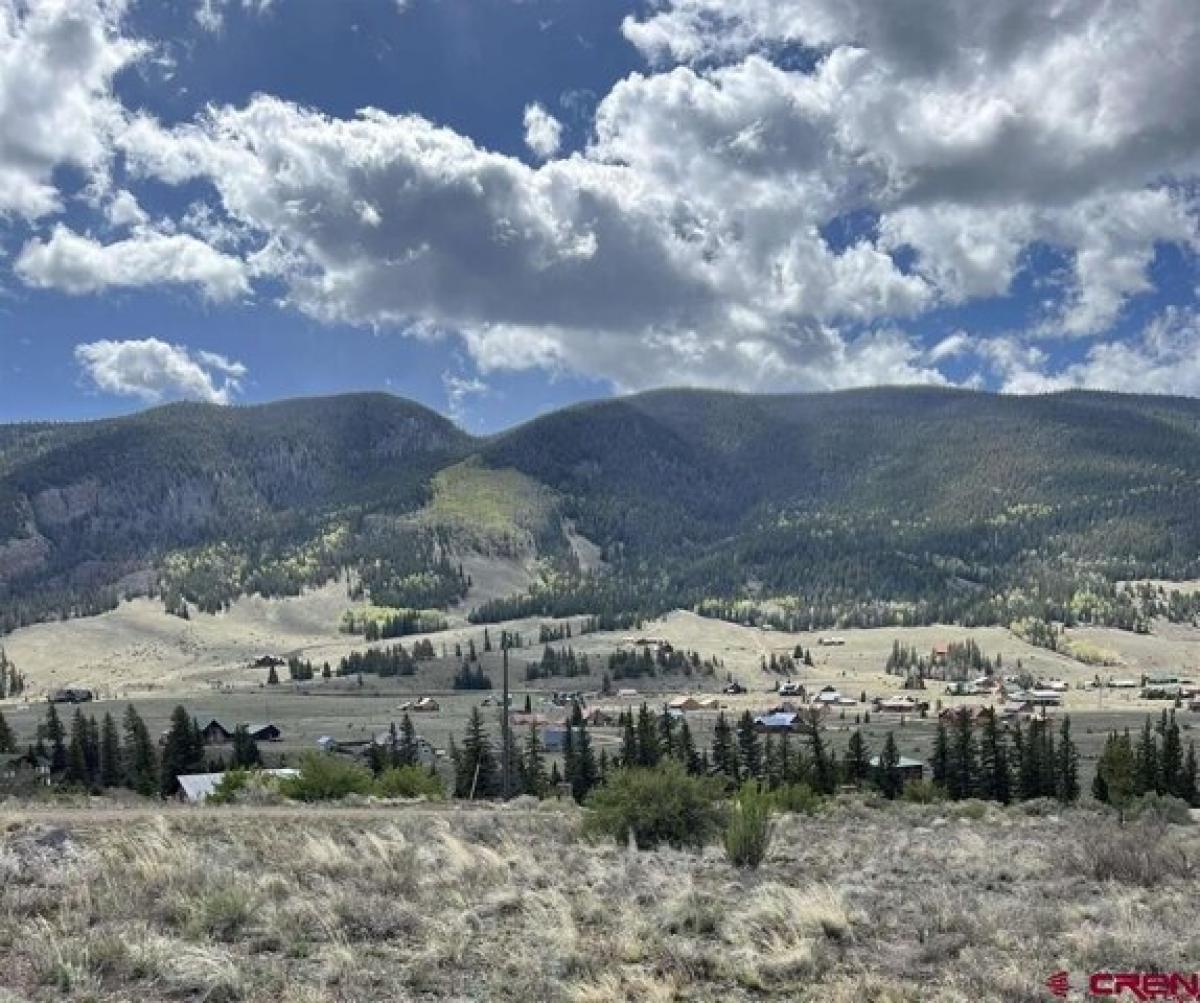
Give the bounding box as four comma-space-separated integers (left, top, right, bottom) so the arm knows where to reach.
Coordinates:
1, 0, 1198, 431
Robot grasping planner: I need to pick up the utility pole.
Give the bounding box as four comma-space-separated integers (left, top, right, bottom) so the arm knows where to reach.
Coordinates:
501, 645, 511, 799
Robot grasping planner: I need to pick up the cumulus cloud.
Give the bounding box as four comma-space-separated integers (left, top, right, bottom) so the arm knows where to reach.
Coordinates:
982, 308, 1200, 397
5, 0, 1200, 397
15, 225, 250, 300
74, 338, 247, 403
0, 0, 141, 219
522, 102, 562, 160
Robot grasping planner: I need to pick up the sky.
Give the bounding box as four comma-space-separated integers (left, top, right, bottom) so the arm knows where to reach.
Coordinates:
0, 0, 1198, 432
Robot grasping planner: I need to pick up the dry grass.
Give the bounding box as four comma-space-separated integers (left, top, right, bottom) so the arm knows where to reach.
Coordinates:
1, 802, 1197, 1002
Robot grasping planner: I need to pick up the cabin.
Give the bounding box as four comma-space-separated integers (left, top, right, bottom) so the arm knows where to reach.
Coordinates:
47, 688, 94, 704
753, 711, 799, 733
1, 751, 53, 785
240, 723, 282, 742
875, 695, 925, 714
869, 754, 925, 783
199, 719, 232, 744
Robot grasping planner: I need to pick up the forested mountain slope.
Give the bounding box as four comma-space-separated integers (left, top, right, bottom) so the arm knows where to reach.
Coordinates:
3, 387, 1200, 634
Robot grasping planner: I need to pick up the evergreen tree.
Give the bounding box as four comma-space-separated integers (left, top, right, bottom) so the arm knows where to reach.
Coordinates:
677, 719, 701, 774
1055, 715, 1080, 803
1179, 742, 1198, 807
398, 713, 419, 768
804, 710, 836, 795
736, 711, 763, 780
454, 707, 499, 798
843, 729, 870, 785
1160, 712, 1183, 797
635, 704, 660, 767
0, 710, 14, 754
876, 732, 903, 799
99, 713, 122, 788
945, 709, 976, 800
930, 720, 950, 789
977, 710, 1011, 804
122, 704, 158, 796
65, 710, 91, 787
522, 725, 547, 797
1134, 717, 1160, 795
43, 704, 67, 773
572, 724, 599, 803
1097, 730, 1136, 819
267, 663, 279, 685
160, 705, 203, 797
711, 712, 739, 782
231, 725, 261, 768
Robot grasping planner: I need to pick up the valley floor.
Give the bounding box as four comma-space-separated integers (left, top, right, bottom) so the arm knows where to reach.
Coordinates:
1, 802, 1196, 1002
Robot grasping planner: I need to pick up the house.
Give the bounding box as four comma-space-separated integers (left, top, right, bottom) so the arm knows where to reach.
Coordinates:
1025, 690, 1063, 707
199, 719, 232, 744
817, 636, 846, 647
939, 705, 987, 722
1109, 678, 1139, 689
176, 768, 299, 803
1038, 679, 1069, 692
875, 695, 925, 714
1, 751, 53, 784
753, 711, 799, 733
47, 688, 93, 704
668, 696, 704, 712
778, 680, 805, 697
584, 707, 622, 727
616, 688, 638, 698
241, 723, 282, 742
869, 754, 925, 783
815, 686, 842, 704
931, 643, 950, 664
1001, 700, 1031, 718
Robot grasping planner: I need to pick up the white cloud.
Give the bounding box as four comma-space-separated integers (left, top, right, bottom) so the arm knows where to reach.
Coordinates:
976, 308, 1200, 396
0, 0, 142, 219
194, 0, 274, 33
15, 225, 250, 300
4, 0, 1200, 397
442, 371, 489, 425
522, 102, 562, 160
74, 337, 247, 403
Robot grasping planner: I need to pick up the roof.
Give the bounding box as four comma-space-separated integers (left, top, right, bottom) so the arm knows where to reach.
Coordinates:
754, 712, 799, 728
869, 755, 925, 770
176, 769, 299, 802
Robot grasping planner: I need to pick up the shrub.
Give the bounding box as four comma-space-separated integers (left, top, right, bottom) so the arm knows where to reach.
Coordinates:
770, 782, 825, 815
374, 766, 445, 800
901, 779, 944, 804
279, 753, 375, 802
724, 783, 775, 868
1127, 792, 1193, 826
583, 762, 725, 850
1069, 820, 1194, 887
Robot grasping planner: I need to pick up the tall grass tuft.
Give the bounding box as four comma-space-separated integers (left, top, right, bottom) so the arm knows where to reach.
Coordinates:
724, 782, 775, 868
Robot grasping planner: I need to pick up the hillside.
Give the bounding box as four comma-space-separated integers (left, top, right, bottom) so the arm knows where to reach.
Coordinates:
3, 387, 1200, 635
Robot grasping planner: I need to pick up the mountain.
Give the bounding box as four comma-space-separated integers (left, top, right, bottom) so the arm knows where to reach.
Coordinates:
4, 387, 1200, 634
